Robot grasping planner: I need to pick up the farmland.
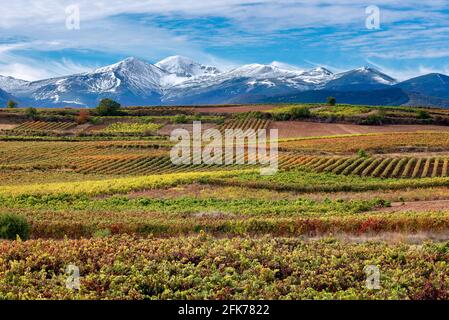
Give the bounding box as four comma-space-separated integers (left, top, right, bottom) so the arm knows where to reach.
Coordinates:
1, 104, 449, 300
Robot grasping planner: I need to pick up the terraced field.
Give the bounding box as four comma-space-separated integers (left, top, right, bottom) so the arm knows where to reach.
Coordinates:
2, 105, 449, 300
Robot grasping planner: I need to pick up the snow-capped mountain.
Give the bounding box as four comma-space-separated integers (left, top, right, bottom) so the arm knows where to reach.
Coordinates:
1, 56, 448, 107
9, 57, 169, 107
0, 76, 29, 93
162, 63, 334, 103
156, 56, 220, 78
324, 66, 397, 91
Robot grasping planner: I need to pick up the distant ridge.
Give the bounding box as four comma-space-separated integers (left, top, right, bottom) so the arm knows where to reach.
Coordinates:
0, 56, 448, 108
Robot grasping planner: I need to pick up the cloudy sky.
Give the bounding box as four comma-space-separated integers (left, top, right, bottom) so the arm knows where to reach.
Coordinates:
1, 0, 449, 81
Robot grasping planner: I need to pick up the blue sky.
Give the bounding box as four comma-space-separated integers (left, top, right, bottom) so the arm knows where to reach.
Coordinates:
1, 0, 449, 81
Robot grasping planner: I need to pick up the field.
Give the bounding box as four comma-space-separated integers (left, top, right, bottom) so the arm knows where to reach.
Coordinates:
1, 104, 449, 300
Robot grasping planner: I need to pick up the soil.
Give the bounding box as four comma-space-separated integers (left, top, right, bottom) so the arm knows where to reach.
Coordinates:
378, 200, 449, 213
0, 124, 18, 130
270, 121, 449, 139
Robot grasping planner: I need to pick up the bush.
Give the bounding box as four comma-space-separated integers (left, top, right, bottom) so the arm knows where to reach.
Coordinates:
25, 107, 38, 119
0, 214, 30, 240
327, 96, 336, 106
6, 100, 18, 109
289, 106, 311, 119
360, 112, 385, 125
96, 99, 121, 116
173, 114, 188, 124
357, 149, 368, 158
76, 109, 90, 124
272, 112, 291, 121
417, 110, 431, 120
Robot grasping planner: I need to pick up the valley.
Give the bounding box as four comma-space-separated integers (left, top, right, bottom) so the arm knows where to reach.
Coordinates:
1, 103, 449, 299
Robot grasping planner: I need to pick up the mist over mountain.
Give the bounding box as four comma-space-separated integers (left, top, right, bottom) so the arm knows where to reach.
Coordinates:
1, 56, 448, 108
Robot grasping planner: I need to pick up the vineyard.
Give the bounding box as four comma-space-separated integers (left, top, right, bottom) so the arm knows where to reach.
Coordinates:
101, 122, 163, 134
1, 104, 449, 300
220, 117, 270, 132
10, 121, 77, 132
279, 155, 449, 178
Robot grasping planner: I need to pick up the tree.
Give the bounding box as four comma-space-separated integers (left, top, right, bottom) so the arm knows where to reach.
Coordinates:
76, 109, 90, 124
327, 96, 336, 106
6, 100, 18, 109
96, 98, 121, 116
25, 107, 38, 119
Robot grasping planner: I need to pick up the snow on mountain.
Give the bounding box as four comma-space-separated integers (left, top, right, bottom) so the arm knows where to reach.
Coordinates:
325, 66, 397, 91
12, 57, 169, 107
162, 63, 334, 103
269, 61, 304, 72
2, 56, 428, 107
0, 75, 29, 93
90, 57, 168, 93
156, 55, 220, 78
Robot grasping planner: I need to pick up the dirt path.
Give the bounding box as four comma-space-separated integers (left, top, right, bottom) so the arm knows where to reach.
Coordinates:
379, 200, 449, 213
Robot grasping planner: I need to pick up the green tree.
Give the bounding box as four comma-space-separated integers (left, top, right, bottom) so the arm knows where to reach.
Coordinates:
96, 98, 121, 116
6, 100, 18, 109
327, 96, 336, 106
25, 107, 38, 119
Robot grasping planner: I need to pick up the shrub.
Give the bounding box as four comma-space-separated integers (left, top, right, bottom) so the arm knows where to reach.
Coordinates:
417, 110, 431, 120
96, 99, 121, 116
357, 149, 368, 158
25, 107, 38, 119
360, 112, 385, 125
173, 114, 188, 124
0, 214, 30, 240
76, 109, 90, 124
93, 228, 111, 238
272, 112, 291, 121
6, 100, 18, 109
289, 106, 311, 119
327, 96, 336, 106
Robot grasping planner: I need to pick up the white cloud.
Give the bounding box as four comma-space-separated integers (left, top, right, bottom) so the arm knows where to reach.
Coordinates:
0, 1, 448, 80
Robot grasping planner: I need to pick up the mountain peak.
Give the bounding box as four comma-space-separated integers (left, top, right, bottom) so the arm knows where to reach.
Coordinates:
156, 56, 220, 78
158, 55, 195, 65
94, 57, 157, 74
269, 61, 304, 72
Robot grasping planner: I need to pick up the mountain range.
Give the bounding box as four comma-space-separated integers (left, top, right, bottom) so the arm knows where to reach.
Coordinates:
1, 55, 449, 108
